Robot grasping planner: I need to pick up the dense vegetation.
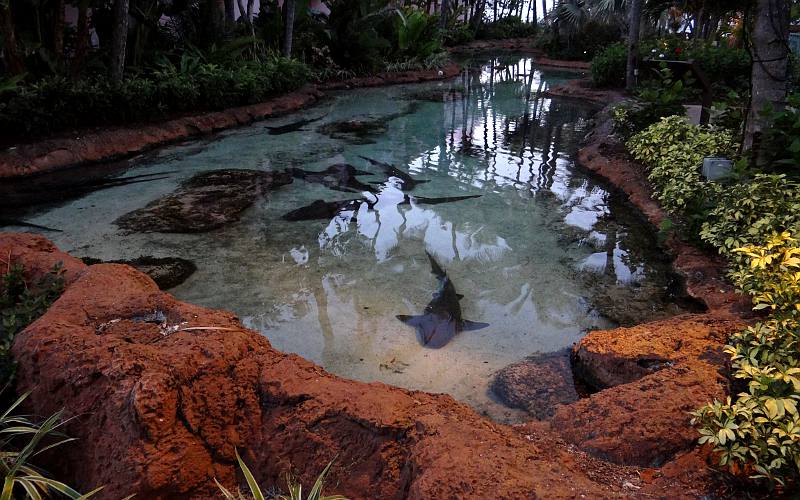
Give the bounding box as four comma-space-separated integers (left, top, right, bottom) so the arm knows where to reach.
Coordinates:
1, 262, 64, 388
588, 2, 800, 487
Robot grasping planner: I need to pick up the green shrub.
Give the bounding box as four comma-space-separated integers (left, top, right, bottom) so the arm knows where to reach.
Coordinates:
0, 57, 309, 138
591, 42, 626, 88
640, 38, 750, 94
610, 65, 694, 139
476, 17, 537, 40
758, 93, 800, 176
534, 20, 621, 61
692, 232, 800, 489
1, 263, 64, 387
393, 8, 441, 60
444, 22, 474, 46
699, 175, 800, 263
627, 115, 735, 215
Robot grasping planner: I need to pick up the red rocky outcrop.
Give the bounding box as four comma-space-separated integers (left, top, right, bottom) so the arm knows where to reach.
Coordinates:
5, 232, 660, 499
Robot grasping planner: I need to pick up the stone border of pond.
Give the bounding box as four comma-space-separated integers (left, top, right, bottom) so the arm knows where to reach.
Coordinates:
0, 63, 460, 180
0, 42, 594, 181
0, 231, 738, 498
0, 70, 755, 498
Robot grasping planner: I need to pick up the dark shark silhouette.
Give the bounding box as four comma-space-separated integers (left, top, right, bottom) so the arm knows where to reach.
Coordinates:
290, 164, 378, 193
397, 252, 489, 348
265, 115, 326, 135
400, 194, 481, 206
282, 193, 481, 222
0, 219, 62, 232
358, 156, 430, 191
282, 198, 364, 221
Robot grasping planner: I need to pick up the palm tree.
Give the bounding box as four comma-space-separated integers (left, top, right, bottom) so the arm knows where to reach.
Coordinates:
744, 0, 791, 156
110, 0, 130, 82
283, 0, 296, 57
0, 0, 24, 75
626, 0, 642, 90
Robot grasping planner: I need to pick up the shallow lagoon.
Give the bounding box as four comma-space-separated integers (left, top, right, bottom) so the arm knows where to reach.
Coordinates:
1, 55, 692, 422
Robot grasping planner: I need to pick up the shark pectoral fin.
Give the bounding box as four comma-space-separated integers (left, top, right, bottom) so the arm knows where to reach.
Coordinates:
456, 293, 464, 300
462, 320, 490, 331
396, 314, 423, 326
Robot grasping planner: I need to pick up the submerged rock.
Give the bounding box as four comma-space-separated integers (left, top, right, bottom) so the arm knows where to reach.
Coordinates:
81, 256, 196, 290
407, 87, 465, 102
115, 169, 291, 233
316, 104, 420, 145
489, 350, 581, 420
317, 118, 388, 145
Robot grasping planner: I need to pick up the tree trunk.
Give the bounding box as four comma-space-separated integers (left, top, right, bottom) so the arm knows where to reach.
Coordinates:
246, 0, 255, 23
283, 0, 296, 57
541, 0, 546, 19
471, 0, 485, 32
52, 0, 65, 61
72, 0, 91, 77
0, 0, 24, 75
224, 0, 235, 22
110, 0, 130, 83
439, 0, 449, 30
625, 0, 643, 91
744, 0, 791, 154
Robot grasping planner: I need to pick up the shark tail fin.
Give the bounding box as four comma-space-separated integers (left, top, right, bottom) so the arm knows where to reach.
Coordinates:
425, 251, 447, 279
462, 320, 490, 331
396, 314, 423, 326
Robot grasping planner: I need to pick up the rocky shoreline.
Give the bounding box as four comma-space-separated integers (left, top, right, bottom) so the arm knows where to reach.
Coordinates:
2, 232, 736, 498
0, 73, 753, 498
1, 39, 594, 180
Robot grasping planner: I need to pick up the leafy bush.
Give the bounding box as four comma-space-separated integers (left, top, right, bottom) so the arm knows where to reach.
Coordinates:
610, 65, 692, 139
699, 175, 800, 263
640, 38, 750, 94
216, 450, 347, 500
591, 42, 626, 88
758, 93, 800, 176
443, 22, 474, 46
1, 262, 64, 387
534, 20, 621, 61
326, 0, 395, 72
0, 57, 309, 138
476, 17, 537, 40
627, 116, 735, 215
0, 391, 98, 499
392, 8, 442, 62
692, 232, 800, 489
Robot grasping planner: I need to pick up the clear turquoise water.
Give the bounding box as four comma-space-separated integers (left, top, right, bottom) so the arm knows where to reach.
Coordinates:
1, 55, 689, 422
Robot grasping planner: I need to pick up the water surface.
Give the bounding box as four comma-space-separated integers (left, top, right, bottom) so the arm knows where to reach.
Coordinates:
1, 55, 690, 422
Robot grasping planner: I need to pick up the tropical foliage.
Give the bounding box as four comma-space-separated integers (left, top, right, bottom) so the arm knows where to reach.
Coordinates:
216, 450, 347, 500
692, 232, 800, 489
627, 115, 735, 214
1, 262, 64, 387
0, 392, 98, 499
